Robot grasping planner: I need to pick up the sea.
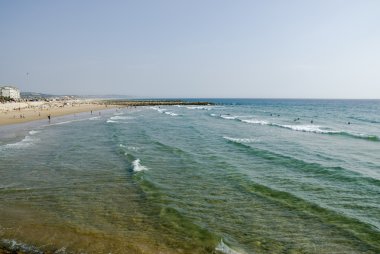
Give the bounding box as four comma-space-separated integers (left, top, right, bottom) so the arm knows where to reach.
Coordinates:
0, 99, 379, 254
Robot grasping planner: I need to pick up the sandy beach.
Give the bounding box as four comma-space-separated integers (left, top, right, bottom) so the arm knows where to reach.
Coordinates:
0, 100, 118, 126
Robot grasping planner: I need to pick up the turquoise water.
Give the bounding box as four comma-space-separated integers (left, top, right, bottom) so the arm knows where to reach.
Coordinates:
1, 99, 380, 253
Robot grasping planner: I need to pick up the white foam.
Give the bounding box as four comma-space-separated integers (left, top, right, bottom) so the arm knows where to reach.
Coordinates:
220, 115, 237, 120
215, 240, 244, 254
275, 124, 338, 134
150, 106, 166, 113
273, 124, 379, 140
241, 119, 269, 125
107, 115, 134, 123
164, 111, 178, 116
240, 120, 338, 134
223, 136, 258, 143
89, 116, 100, 120
2, 135, 37, 149
28, 130, 40, 135
150, 106, 178, 116
132, 159, 148, 172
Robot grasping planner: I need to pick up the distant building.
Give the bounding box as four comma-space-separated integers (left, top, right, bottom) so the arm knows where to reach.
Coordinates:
0, 86, 21, 100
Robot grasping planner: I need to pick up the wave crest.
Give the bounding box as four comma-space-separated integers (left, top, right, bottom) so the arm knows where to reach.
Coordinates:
132, 159, 148, 172
220, 115, 238, 120
239, 118, 380, 142
223, 136, 258, 144
241, 119, 269, 125
164, 111, 178, 116
274, 124, 337, 134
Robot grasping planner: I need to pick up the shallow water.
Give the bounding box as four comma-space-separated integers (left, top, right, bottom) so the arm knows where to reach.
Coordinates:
1, 100, 379, 253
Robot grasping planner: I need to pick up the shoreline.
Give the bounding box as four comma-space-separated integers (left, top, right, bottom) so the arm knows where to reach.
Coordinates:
0, 100, 119, 126
0, 99, 213, 127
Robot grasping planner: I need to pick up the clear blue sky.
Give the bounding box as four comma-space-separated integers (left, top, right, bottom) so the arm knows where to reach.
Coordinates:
1, 0, 379, 98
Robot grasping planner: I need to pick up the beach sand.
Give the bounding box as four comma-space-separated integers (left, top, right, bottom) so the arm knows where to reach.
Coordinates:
0, 100, 118, 126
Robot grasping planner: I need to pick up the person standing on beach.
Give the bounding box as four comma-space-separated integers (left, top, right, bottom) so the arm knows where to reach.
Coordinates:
48, 114, 51, 122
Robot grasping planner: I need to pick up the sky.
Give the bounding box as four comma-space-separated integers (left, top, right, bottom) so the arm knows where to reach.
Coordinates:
0, 0, 379, 98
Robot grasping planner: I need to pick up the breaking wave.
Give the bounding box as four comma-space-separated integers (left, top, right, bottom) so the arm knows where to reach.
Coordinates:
164, 111, 178, 116
241, 119, 269, 125
150, 106, 178, 116
150, 106, 166, 113
223, 136, 258, 144
107, 115, 135, 123
1, 135, 37, 149
237, 118, 379, 142
220, 115, 238, 120
273, 124, 379, 141
273, 124, 339, 134
28, 130, 40, 135
132, 159, 148, 172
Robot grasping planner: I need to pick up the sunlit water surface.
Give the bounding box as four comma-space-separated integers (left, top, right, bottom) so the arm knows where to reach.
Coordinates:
1, 99, 380, 254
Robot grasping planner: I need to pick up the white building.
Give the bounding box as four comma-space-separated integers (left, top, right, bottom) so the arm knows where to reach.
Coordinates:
0, 86, 21, 100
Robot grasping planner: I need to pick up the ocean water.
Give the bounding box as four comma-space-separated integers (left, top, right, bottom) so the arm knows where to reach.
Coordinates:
0, 99, 379, 254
